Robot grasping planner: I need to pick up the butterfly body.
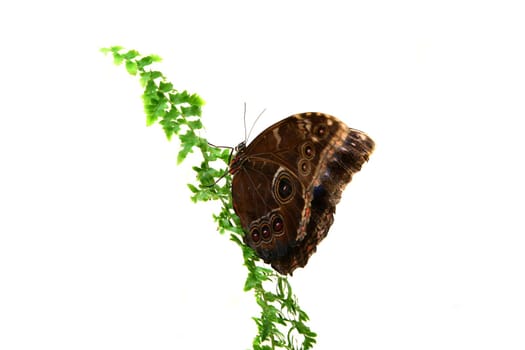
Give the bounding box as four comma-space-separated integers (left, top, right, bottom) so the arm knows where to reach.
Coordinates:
230, 112, 374, 275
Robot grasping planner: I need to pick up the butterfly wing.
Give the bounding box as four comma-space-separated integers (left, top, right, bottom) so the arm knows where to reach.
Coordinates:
231, 112, 375, 274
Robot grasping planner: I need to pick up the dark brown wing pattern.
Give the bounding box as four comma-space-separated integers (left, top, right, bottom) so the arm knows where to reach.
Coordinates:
230, 112, 374, 275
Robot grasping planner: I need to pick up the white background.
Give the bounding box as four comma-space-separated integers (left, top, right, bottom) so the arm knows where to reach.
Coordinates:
1, 1, 524, 349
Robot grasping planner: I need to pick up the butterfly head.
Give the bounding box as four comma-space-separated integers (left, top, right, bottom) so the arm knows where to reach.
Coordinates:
229, 141, 247, 175
234, 141, 246, 153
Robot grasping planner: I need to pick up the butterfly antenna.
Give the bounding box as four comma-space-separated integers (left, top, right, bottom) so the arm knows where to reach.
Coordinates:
246, 107, 267, 142
243, 102, 248, 143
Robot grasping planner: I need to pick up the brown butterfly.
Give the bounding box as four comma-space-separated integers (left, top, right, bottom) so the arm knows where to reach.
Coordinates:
229, 112, 375, 275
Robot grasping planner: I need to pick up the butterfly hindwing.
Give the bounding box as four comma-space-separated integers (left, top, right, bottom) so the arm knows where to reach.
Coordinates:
230, 113, 375, 275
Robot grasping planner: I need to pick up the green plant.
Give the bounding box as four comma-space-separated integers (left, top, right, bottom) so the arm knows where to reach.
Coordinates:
101, 46, 317, 350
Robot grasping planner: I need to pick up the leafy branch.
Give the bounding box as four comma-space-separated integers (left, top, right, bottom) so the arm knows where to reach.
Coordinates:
101, 46, 316, 350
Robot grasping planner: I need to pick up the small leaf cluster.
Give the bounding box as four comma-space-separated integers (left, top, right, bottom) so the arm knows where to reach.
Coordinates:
232, 235, 317, 350
101, 46, 316, 349
101, 46, 205, 165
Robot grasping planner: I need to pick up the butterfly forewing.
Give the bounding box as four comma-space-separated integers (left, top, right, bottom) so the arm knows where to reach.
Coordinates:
230, 112, 375, 275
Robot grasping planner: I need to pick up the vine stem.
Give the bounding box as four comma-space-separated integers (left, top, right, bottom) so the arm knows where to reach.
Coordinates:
101, 46, 316, 350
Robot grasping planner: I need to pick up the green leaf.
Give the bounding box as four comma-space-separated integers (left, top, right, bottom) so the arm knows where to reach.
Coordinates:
229, 233, 245, 247
140, 71, 164, 87
298, 309, 310, 322
190, 187, 216, 202
150, 54, 162, 63
137, 55, 162, 69
143, 94, 168, 126
187, 119, 203, 130
100, 46, 124, 60
179, 130, 197, 145
125, 60, 138, 75
189, 93, 206, 106
160, 121, 181, 141
213, 148, 232, 165
109, 46, 123, 54
187, 184, 199, 193
159, 81, 173, 92
176, 131, 197, 164
244, 273, 260, 291
122, 50, 140, 60
113, 53, 123, 66
177, 143, 194, 164
181, 105, 201, 117
150, 71, 163, 80
263, 291, 278, 302
164, 107, 181, 121
169, 90, 190, 104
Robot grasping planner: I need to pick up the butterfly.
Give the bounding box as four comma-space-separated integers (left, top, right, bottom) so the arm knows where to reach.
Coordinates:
229, 112, 375, 275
